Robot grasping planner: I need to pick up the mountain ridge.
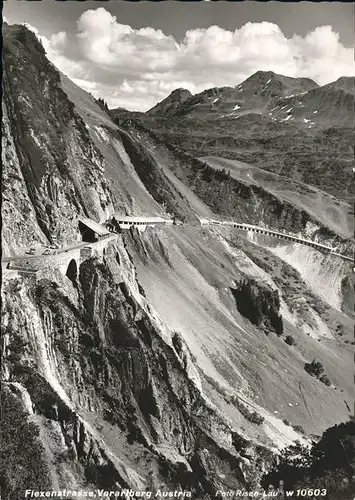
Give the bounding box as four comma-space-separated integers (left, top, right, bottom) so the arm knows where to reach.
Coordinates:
143, 70, 352, 125
114, 70, 354, 203
145, 71, 321, 117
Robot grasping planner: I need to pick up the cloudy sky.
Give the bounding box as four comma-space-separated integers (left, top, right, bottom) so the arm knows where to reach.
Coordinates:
4, 0, 354, 111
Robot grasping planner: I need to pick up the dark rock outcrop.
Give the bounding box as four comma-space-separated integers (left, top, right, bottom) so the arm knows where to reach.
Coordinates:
230, 279, 283, 336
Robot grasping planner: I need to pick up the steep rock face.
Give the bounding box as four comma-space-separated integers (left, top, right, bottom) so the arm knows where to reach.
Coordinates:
1, 240, 269, 497
123, 224, 354, 444
2, 24, 114, 253
2, 103, 48, 254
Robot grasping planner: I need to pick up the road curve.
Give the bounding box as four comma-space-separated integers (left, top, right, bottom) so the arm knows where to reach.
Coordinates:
200, 218, 353, 262
2, 218, 353, 265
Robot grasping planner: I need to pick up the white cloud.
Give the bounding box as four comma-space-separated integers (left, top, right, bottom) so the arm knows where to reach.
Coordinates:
71, 77, 97, 92
22, 8, 355, 111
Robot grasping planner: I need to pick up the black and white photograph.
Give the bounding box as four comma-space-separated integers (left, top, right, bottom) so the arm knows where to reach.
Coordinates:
1, 0, 354, 498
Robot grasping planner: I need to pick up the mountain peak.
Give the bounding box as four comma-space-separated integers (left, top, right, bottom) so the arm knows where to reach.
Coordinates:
238, 70, 318, 97
331, 76, 355, 94
171, 87, 192, 96
147, 88, 193, 116
250, 70, 275, 80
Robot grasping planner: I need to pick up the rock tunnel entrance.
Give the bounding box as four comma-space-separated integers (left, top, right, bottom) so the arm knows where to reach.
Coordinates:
78, 220, 98, 243
66, 259, 78, 284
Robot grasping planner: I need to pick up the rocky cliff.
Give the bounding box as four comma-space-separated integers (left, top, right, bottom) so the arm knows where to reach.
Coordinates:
2, 24, 114, 255
2, 240, 268, 498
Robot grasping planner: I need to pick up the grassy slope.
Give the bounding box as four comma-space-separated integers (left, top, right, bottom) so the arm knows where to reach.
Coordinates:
201, 156, 353, 239
59, 73, 164, 217
133, 113, 354, 203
